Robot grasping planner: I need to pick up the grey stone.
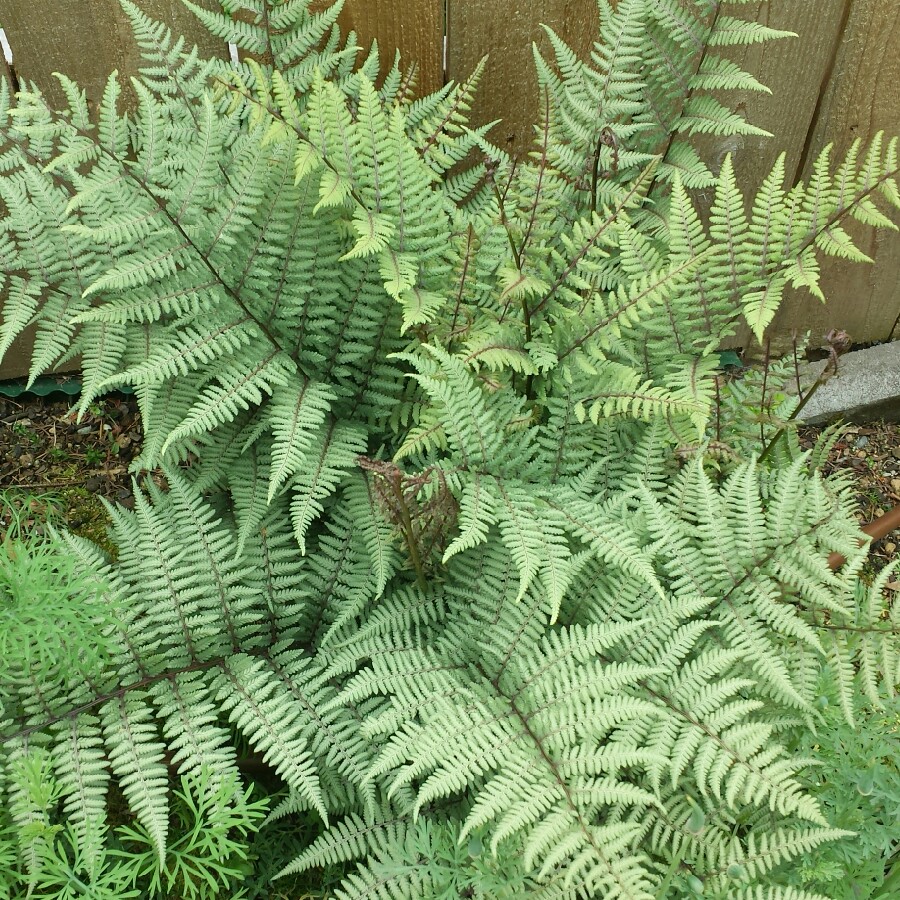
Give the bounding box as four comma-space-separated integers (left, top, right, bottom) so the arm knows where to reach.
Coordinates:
792, 341, 900, 424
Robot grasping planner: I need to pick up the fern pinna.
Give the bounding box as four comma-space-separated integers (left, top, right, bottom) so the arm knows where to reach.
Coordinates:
0, 0, 899, 898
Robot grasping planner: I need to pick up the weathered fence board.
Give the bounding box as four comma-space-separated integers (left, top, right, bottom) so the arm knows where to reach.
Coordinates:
446, 0, 598, 154
337, 0, 443, 94
781, 0, 900, 346
0, 0, 898, 379
0, 0, 227, 109
703, 0, 900, 351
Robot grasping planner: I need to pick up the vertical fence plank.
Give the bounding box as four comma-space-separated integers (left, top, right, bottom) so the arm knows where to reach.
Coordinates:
0, 0, 121, 108
337, 0, 443, 94
447, 0, 598, 157
690, 2, 849, 349
773, 0, 900, 347
692, 2, 848, 208
0, 0, 227, 109
680, 1, 900, 349
632, 0, 898, 350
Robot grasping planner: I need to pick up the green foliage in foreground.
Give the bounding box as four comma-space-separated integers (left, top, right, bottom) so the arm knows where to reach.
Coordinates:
0, 0, 899, 897
787, 683, 900, 900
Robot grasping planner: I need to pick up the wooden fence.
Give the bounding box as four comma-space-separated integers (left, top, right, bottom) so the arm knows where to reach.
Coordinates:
0, 0, 898, 378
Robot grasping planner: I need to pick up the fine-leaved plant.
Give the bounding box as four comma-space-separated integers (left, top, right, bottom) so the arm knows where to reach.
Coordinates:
1, 1, 899, 897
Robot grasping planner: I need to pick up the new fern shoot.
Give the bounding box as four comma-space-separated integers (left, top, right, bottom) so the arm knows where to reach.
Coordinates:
0, 0, 899, 898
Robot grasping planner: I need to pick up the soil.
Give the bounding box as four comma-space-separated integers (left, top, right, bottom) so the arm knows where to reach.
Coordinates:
0, 391, 143, 550
799, 422, 900, 580
1, 392, 899, 583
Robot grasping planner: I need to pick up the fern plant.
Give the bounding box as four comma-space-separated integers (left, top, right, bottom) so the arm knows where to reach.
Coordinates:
1, 0, 899, 897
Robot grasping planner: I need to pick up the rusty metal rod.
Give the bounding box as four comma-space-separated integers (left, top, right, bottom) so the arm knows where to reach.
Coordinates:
828, 503, 900, 571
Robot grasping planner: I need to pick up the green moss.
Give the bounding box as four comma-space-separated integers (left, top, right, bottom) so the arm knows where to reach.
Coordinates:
57, 487, 116, 558
1, 485, 115, 556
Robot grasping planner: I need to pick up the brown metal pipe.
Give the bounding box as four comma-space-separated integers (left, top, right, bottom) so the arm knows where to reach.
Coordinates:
828, 503, 900, 571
